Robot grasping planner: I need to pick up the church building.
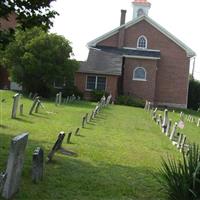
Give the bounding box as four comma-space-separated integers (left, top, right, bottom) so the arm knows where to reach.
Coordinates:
75, 0, 196, 108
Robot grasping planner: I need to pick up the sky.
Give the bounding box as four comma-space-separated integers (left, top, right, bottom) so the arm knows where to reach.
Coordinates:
50, 0, 200, 80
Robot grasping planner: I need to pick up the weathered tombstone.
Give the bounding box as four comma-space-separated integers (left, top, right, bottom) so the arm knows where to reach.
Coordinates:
19, 104, 23, 116
144, 100, 148, 110
89, 111, 94, 122
55, 93, 59, 106
106, 94, 112, 106
197, 118, 200, 127
28, 92, 32, 99
180, 135, 187, 152
165, 119, 172, 136
159, 114, 163, 128
82, 116, 86, 128
11, 93, 20, 119
162, 109, 168, 133
67, 132, 72, 144
85, 113, 89, 123
29, 97, 39, 115
35, 100, 41, 113
176, 133, 183, 149
2, 133, 29, 199
32, 93, 38, 100
74, 128, 80, 136
32, 147, 44, 184
47, 132, 65, 162
169, 122, 178, 140
58, 92, 62, 105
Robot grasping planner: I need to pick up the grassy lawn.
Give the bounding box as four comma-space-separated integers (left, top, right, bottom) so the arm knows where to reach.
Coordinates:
0, 90, 200, 200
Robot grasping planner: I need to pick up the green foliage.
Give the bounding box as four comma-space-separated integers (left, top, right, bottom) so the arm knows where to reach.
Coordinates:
3, 27, 79, 97
158, 144, 200, 200
188, 79, 200, 110
116, 95, 145, 108
0, 0, 58, 48
91, 90, 109, 102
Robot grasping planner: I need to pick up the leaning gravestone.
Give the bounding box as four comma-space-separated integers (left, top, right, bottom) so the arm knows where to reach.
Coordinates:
2, 133, 29, 199
11, 93, 20, 119
165, 119, 172, 137
32, 147, 44, 184
162, 109, 168, 133
82, 116, 86, 128
29, 97, 40, 115
169, 122, 178, 140
74, 128, 80, 136
67, 132, 72, 144
35, 99, 41, 113
47, 132, 65, 162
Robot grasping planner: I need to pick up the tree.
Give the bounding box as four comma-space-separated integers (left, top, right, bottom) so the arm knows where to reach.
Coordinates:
188, 78, 200, 110
0, 0, 58, 47
3, 27, 79, 97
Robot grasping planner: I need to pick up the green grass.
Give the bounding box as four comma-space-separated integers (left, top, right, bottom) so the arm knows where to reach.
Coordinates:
0, 90, 199, 200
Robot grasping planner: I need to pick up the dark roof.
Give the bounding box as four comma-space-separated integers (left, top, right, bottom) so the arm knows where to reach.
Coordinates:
95, 45, 161, 58
78, 48, 122, 76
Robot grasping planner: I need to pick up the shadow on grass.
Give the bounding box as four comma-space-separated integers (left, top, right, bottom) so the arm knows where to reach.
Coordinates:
14, 117, 34, 124
30, 113, 50, 119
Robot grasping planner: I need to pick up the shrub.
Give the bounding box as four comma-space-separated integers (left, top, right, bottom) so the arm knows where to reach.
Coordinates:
158, 144, 200, 200
116, 95, 145, 108
91, 90, 108, 102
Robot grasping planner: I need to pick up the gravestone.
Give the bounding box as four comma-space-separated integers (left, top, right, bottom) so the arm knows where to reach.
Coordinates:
74, 128, 80, 136
165, 119, 172, 137
169, 122, 178, 140
89, 111, 94, 122
28, 92, 32, 99
82, 116, 86, 128
47, 132, 65, 162
159, 114, 163, 128
19, 104, 23, 116
32, 93, 38, 100
55, 93, 59, 106
85, 113, 89, 124
58, 92, 62, 105
162, 109, 168, 133
67, 132, 72, 144
32, 147, 44, 184
176, 133, 183, 149
2, 133, 29, 199
180, 135, 187, 152
35, 100, 41, 113
11, 93, 20, 119
29, 97, 39, 115
144, 100, 148, 110
106, 94, 112, 106
197, 118, 200, 127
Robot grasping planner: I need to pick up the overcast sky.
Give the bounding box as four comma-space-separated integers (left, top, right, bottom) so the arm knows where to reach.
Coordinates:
50, 0, 200, 80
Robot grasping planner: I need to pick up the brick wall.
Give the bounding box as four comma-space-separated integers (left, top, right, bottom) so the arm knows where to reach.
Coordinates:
75, 72, 119, 100
97, 19, 190, 107
123, 58, 157, 102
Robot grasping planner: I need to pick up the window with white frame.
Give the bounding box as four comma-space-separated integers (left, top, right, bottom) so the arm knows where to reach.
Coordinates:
137, 35, 147, 49
86, 75, 106, 90
133, 67, 146, 81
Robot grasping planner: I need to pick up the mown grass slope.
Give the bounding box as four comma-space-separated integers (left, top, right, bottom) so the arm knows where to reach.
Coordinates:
0, 90, 199, 200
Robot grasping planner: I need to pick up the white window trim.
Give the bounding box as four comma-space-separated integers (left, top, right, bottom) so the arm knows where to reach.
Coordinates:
133, 67, 147, 81
85, 75, 107, 91
137, 35, 148, 49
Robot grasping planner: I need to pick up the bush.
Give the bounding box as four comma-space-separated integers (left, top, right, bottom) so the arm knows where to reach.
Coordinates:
158, 144, 200, 200
91, 90, 109, 102
116, 95, 145, 108
188, 79, 200, 110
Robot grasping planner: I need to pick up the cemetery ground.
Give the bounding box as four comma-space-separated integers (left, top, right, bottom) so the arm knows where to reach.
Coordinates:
0, 91, 200, 200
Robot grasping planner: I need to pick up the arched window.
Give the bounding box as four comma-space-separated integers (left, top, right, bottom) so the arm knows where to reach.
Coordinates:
133, 67, 147, 81
137, 35, 147, 49
137, 9, 145, 17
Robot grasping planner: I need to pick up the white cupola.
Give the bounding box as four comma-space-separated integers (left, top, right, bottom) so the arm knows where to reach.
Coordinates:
132, 0, 151, 20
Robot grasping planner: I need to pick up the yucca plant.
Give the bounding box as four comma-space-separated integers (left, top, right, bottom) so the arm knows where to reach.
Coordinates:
158, 144, 200, 200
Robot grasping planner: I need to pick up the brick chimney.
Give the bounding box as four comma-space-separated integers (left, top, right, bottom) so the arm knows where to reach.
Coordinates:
118, 10, 127, 48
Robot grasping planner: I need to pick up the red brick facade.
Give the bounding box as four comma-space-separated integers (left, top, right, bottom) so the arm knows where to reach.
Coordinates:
94, 20, 191, 108
75, 73, 119, 100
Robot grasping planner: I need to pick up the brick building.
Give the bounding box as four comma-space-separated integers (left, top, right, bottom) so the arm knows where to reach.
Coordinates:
0, 13, 17, 89
75, 0, 196, 108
